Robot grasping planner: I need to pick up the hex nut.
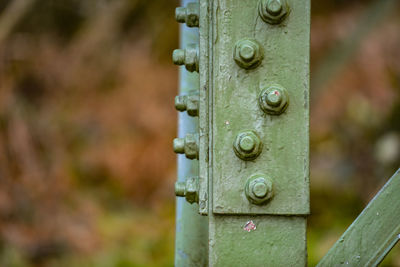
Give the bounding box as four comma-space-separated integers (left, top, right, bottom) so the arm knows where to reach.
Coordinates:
258, 0, 290, 25
233, 39, 263, 70
173, 133, 199, 159
245, 174, 274, 205
175, 93, 199, 117
185, 177, 199, 204
258, 84, 289, 115
233, 131, 263, 161
175, 2, 199, 28
174, 177, 199, 204
172, 44, 199, 72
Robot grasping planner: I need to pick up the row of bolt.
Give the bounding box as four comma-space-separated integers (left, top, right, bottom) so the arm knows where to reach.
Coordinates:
173, 0, 290, 206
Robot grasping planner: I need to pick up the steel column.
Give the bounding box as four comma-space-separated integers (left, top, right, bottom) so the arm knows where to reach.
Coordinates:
174, 0, 208, 266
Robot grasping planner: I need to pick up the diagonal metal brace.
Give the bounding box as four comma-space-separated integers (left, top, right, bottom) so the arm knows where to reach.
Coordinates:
318, 168, 400, 267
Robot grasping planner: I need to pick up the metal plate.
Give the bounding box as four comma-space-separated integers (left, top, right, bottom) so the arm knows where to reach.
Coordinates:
211, 0, 310, 215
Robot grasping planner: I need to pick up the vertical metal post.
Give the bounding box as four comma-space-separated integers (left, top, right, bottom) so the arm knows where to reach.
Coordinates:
202, 0, 311, 265
174, 1, 208, 266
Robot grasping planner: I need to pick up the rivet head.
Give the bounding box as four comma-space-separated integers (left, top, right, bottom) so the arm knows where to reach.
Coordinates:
259, 84, 289, 115
233, 131, 262, 161
258, 0, 289, 25
245, 174, 274, 205
233, 39, 263, 70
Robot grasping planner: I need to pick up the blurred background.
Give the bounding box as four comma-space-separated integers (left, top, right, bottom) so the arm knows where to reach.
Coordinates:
0, 0, 398, 266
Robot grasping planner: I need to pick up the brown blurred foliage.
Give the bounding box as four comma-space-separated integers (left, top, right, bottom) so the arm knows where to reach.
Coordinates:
0, 0, 178, 265
0, 0, 398, 266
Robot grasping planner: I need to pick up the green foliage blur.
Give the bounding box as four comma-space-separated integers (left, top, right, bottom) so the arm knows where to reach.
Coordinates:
0, 0, 398, 266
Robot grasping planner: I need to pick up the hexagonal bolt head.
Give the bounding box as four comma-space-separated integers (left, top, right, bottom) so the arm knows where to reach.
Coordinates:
258, 0, 290, 25
172, 44, 199, 72
175, 2, 199, 28
173, 133, 199, 159
258, 84, 289, 115
245, 174, 274, 205
233, 39, 263, 70
233, 131, 263, 161
174, 177, 199, 204
175, 93, 199, 117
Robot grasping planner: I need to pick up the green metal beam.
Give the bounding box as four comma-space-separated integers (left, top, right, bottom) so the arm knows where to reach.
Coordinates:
202, 0, 310, 265
174, 1, 208, 266
317, 168, 400, 266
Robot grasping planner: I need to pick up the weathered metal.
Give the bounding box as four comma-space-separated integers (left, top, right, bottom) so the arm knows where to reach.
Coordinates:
233, 130, 263, 161
207, 0, 310, 216
258, 0, 290, 25
244, 174, 274, 205
175, 92, 199, 117
233, 38, 264, 70
201, 0, 310, 264
174, 0, 310, 265
258, 84, 289, 115
175, 2, 199, 28
174, 0, 208, 265
174, 1, 399, 266
317, 168, 400, 266
172, 44, 199, 72
173, 133, 199, 160
175, 177, 200, 204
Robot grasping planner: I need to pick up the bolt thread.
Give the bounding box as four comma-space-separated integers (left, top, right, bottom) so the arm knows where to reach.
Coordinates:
266, 0, 283, 15
173, 138, 185, 154
172, 49, 185, 66
175, 182, 186, 197
175, 7, 187, 23
175, 95, 187, 111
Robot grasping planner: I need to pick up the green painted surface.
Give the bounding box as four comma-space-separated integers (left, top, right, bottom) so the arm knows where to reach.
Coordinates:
210, 215, 307, 266
198, 0, 211, 215
202, 0, 310, 265
175, 1, 208, 266
209, 0, 310, 215
317, 168, 400, 267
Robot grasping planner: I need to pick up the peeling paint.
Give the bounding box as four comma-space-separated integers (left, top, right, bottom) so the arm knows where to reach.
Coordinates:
243, 220, 257, 232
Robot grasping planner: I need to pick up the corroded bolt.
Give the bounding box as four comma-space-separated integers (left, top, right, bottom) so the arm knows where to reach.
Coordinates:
173, 133, 199, 159
245, 174, 274, 205
258, 0, 289, 25
174, 177, 199, 204
175, 2, 199, 28
233, 39, 263, 70
258, 84, 289, 115
233, 131, 263, 161
175, 93, 199, 117
172, 44, 199, 72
